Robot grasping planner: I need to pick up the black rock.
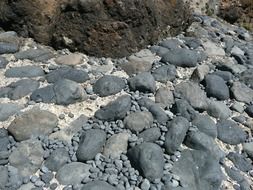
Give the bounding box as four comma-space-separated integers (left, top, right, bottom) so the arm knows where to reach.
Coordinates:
30, 85, 56, 103
0, 56, 8, 69
245, 105, 253, 117
171, 99, 197, 121
53, 79, 87, 105
171, 150, 223, 190
138, 128, 161, 142
5, 66, 45, 78
205, 74, 230, 100
184, 130, 225, 159
81, 181, 118, 190
44, 148, 70, 172
93, 75, 125, 97
217, 120, 247, 145
95, 95, 131, 121
165, 116, 190, 154
46, 67, 89, 83
174, 81, 207, 110
152, 64, 176, 83
14, 48, 53, 62
7, 79, 40, 100
192, 114, 217, 138
76, 129, 106, 161
128, 72, 156, 93
161, 48, 206, 67
127, 142, 165, 181
227, 152, 252, 172
0, 42, 19, 54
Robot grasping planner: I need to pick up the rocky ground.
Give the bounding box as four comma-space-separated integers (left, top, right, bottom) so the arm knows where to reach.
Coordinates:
0, 13, 253, 190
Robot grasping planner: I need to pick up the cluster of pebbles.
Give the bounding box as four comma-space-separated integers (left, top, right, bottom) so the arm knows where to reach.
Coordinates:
0, 14, 253, 190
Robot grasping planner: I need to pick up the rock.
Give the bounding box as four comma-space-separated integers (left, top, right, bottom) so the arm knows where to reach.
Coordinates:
44, 148, 70, 172
240, 69, 253, 89
128, 72, 156, 93
56, 162, 91, 185
0, 42, 19, 54
206, 100, 232, 119
171, 99, 197, 121
76, 129, 106, 161
243, 142, 253, 159
121, 49, 156, 75
7, 79, 40, 100
93, 75, 125, 97
0, 129, 9, 152
7, 165, 23, 189
14, 49, 53, 62
205, 74, 230, 100
183, 37, 202, 49
227, 152, 252, 172
81, 181, 118, 190
216, 58, 247, 74
245, 105, 253, 117
165, 117, 190, 154
171, 150, 223, 190
124, 111, 153, 133
161, 48, 205, 67
103, 133, 129, 159
5, 66, 45, 78
0, 166, 8, 189
55, 53, 82, 66
0, 103, 22, 121
0, 56, 8, 68
191, 64, 210, 82
8, 108, 58, 141
152, 64, 176, 83
217, 120, 247, 145
231, 82, 253, 104
202, 40, 225, 56
139, 128, 161, 142
192, 114, 217, 138
17, 183, 35, 190
0, 0, 191, 58
224, 166, 244, 183
9, 139, 44, 177
53, 79, 87, 105
213, 70, 233, 82
231, 101, 245, 113
149, 104, 169, 124
184, 130, 225, 159
159, 39, 184, 49
95, 95, 131, 121
174, 81, 208, 110
30, 85, 56, 103
127, 142, 164, 181
155, 87, 175, 108
46, 67, 89, 83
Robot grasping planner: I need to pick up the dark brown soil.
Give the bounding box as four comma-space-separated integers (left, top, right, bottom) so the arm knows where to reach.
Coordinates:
0, 0, 192, 58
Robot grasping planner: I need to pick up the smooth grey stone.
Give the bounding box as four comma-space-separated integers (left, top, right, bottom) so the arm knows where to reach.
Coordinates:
46, 67, 89, 83
192, 115, 217, 138
0, 103, 22, 121
171, 99, 197, 121
129, 72, 156, 93
227, 152, 252, 172
93, 75, 125, 97
243, 142, 253, 159
44, 148, 70, 172
240, 69, 253, 89
14, 49, 53, 62
152, 64, 176, 83
245, 105, 253, 117
95, 95, 131, 121
76, 129, 106, 161
0, 42, 19, 54
149, 104, 168, 124
165, 116, 190, 154
0, 56, 8, 68
224, 166, 244, 183
159, 39, 184, 49
53, 79, 87, 105
139, 128, 161, 142
7, 79, 40, 100
212, 70, 233, 82
205, 74, 230, 100
174, 81, 207, 110
30, 85, 56, 103
0, 166, 8, 188
127, 142, 164, 181
9, 139, 44, 177
206, 100, 232, 119
8, 108, 58, 141
56, 162, 90, 185
155, 87, 175, 108
183, 37, 202, 49
5, 66, 44, 78
81, 181, 118, 190
217, 120, 247, 145
231, 82, 253, 104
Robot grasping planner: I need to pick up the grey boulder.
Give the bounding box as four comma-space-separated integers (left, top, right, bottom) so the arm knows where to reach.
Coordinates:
128, 72, 156, 93
0, 103, 22, 121
5, 66, 44, 78
81, 181, 118, 190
